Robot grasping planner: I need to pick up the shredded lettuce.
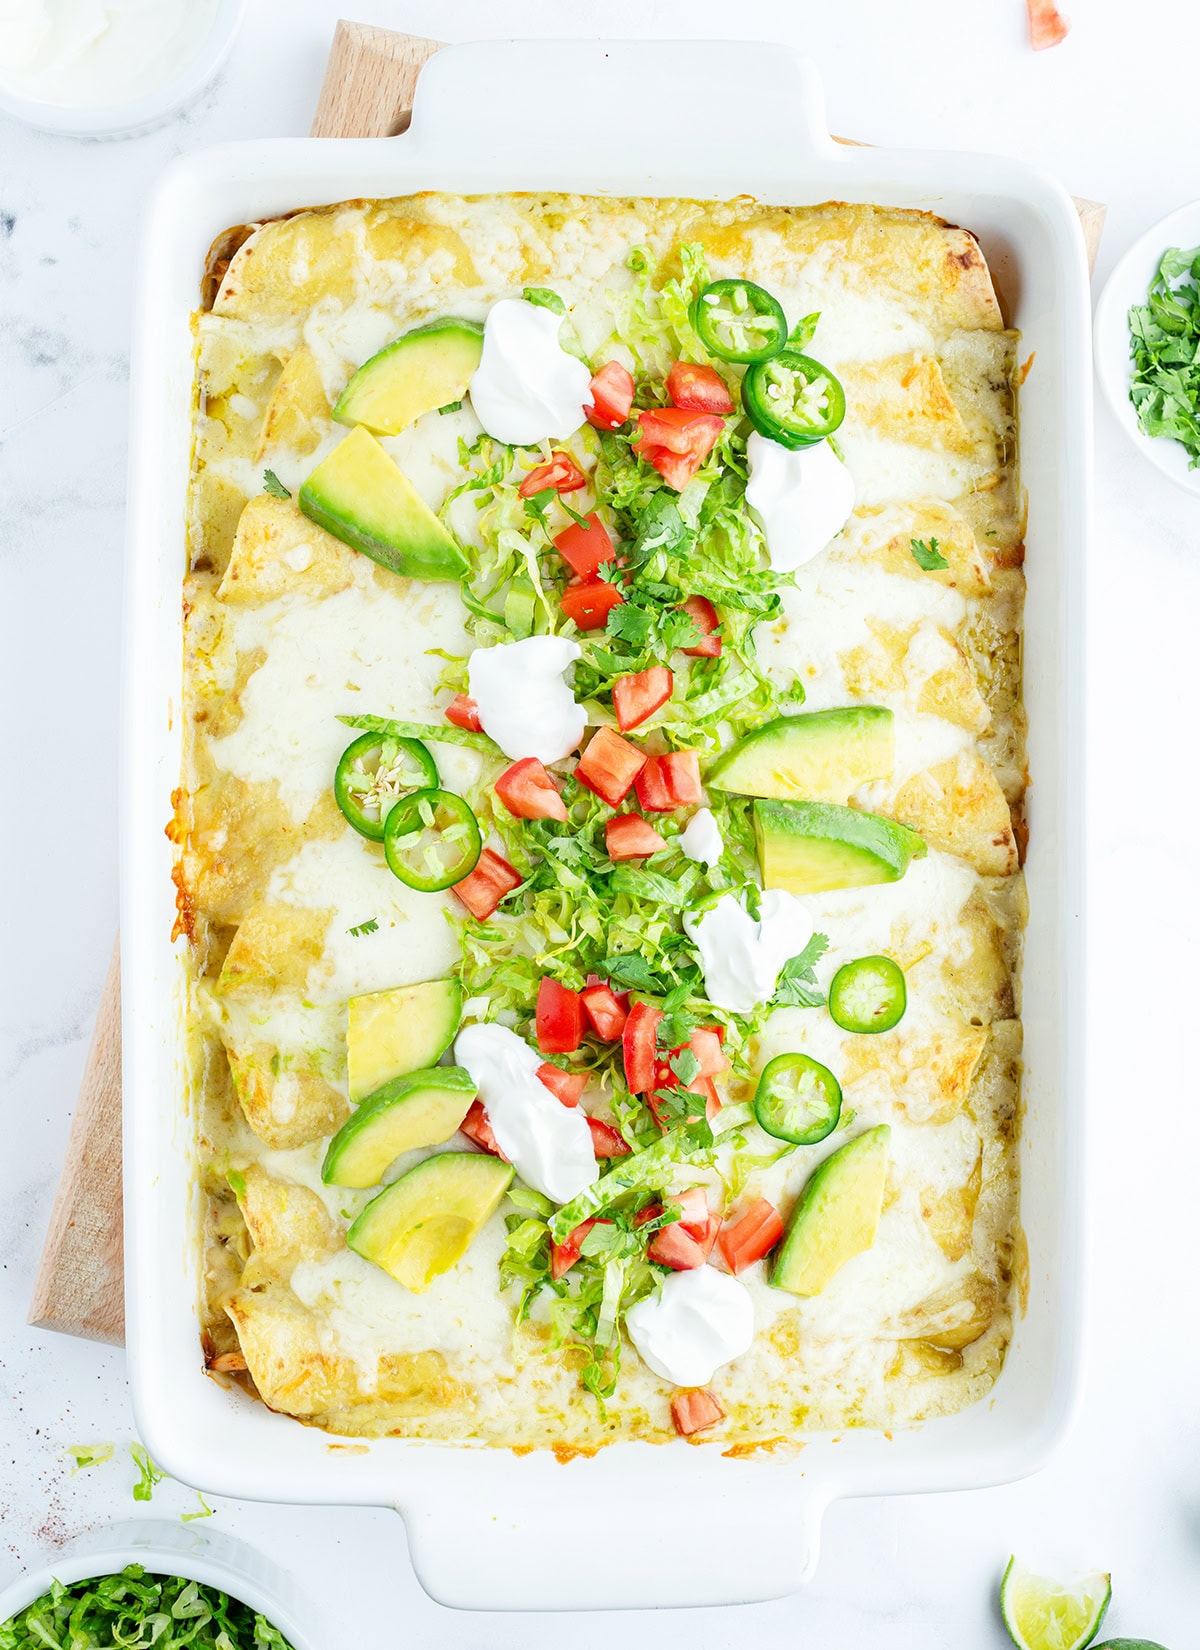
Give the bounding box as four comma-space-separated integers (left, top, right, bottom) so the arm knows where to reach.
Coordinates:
130, 1441, 164, 1502
60, 1442, 113, 1474
0, 1566, 294, 1649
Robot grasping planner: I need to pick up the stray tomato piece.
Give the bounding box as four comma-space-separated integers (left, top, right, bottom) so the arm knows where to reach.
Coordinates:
671, 1388, 725, 1437
537, 1062, 587, 1107
553, 513, 615, 580
551, 1217, 604, 1281
587, 1116, 631, 1158
648, 1220, 707, 1270
585, 360, 635, 430
444, 693, 483, 732
634, 1202, 662, 1227
575, 726, 647, 805
680, 594, 722, 658
622, 1000, 663, 1094
605, 813, 668, 862
718, 1199, 785, 1274
613, 665, 674, 732
536, 976, 584, 1055
699, 1214, 722, 1260
580, 981, 630, 1041
667, 361, 734, 416
460, 1099, 505, 1159
518, 451, 588, 497
453, 848, 522, 920
633, 755, 675, 813
660, 750, 703, 807
1027, 0, 1070, 48
669, 1186, 711, 1242
560, 578, 624, 631
636, 407, 726, 458
494, 757, 568, 823
688, 1027, 729, 1079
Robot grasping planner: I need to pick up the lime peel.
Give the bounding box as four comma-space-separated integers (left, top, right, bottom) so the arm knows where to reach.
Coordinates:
1000, 1556, 1112, 1650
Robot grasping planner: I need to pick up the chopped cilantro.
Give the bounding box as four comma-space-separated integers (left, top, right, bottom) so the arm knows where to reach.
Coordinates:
261, 468, 291, 499
910, 536, 949, 571
773, 932, 830, 1008
347, 918, 379, 937
438, 399, 464, 415
1128, 243, 1200, 466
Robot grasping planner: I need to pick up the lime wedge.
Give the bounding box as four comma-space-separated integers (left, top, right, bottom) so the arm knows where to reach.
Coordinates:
1000, 1557, 1112, 1650
1093, 1643, 1170, 1649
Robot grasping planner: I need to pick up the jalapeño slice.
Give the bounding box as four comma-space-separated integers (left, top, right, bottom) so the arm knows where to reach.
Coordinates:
742, 349, 846, 448
334, 732, 439, 841
382, 787, 482, 891
828, 955, 907, 1034
692, 278, 788, 364
754, 1052, 842, 1146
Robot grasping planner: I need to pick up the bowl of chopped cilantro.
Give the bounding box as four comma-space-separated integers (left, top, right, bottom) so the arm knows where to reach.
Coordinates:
0, 1521, 320, 1650
1095, 199, 1200, 496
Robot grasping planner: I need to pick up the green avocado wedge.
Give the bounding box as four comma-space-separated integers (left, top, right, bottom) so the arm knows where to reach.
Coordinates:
333, 319, 484, 435
708, 707, 894, 804
754, 797, 925, 894
298, 426, 468, 582
348, 1152, 514, 1292
322, 1066, 477, 1189
347, 977, 462, 1102
771, 1124, 890, 1297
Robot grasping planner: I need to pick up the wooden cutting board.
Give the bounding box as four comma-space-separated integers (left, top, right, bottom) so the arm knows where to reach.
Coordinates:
28, 21, 1106, 1346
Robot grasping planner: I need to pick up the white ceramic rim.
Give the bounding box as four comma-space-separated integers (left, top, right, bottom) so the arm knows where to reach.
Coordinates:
0, 0, 246, 138
0, 1520, 325, 1648
1094, 197, 1200, 497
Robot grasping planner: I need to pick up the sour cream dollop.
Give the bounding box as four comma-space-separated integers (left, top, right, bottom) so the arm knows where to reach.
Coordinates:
683, 890, 814, 1015
625, 1267, 755, 1387
467, 634, 586, 764
468, 298, 592, 446
745, 432, 856, 571
454, 1022, 596, 1205
678, 807, 724, 867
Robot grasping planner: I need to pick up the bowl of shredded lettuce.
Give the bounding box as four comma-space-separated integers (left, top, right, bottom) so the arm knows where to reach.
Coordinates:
1095, 198, 1200, 498
0, 1522, 320, 1650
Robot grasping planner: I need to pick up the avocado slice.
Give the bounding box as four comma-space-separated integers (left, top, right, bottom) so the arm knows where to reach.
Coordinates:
322, 1066, 477, 1189
298, 426, 468, 582
333, 319, 484, 436
754, 798, 925, 893
347, 977, 462, 1102
348, 1151, 513, 1291
708, 707, 894, 804
771, 1124, 890, 1297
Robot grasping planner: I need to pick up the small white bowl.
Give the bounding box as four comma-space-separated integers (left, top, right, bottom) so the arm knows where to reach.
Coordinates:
0, 0, 245, 139
1094, 198, 1200, 498
0, 1519, 324, 1649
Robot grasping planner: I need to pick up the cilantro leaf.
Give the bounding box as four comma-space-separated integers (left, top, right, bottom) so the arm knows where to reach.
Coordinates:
602, 954, 660, 991
347, 918, 379, 937
262, 468, 291, 499
773, 932, 830, 1008
910, 536, 949, 571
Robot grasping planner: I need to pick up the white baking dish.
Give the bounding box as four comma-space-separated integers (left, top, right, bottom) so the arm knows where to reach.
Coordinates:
122, 40, 1090, 1613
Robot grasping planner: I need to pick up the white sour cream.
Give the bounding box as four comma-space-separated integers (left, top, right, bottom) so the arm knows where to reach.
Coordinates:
0, 0, 218, 107
467, 634, 586, 764
468, 299, 592, 447
678, 807, 724, 867
745, 433, 856, 572
454, 1023, 596, 1206
625, 1267, 755, 1387
683, 890, 814, 1015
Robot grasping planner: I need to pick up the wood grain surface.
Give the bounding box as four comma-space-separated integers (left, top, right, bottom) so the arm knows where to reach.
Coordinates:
32, 21, 1106, 1346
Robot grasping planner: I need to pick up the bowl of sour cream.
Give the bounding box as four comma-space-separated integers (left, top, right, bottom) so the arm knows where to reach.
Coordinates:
0, 0, 245, 137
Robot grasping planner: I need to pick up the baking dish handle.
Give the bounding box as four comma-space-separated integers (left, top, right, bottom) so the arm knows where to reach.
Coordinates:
405, 40, 838, 168
398, 1476, 831, 1611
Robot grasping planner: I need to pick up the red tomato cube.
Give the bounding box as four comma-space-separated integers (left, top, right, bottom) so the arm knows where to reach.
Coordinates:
560, 578, 624, 630
575, 726, 647, 805
680, 595, 722, 658
579, 981, 629, 1040
553, 513, 615, 580
587, 1117, 631, 1158
613, 666, 673, 732
605, 813, 668, 861
666, 361, 733, 415
518, 451, 587, 497
670, 1388, 725, 1436
584, 360, 635, 430
536, 976, 584, 1054
453, 848, 522, 920
537, 1063, 588, 1106
718, 1199, 785, 1274
444, 693, 482, 731
622, 1000, 663, 1094
494, 757, 568, 823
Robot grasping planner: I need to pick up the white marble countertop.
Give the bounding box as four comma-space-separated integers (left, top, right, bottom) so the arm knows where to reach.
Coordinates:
3, 0, 1199, 1640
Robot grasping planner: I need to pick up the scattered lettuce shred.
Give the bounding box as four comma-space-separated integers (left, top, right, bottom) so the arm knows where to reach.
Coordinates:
0, 1567, 294, 1649
60, 1442, 113, 1475
130, 1441, 164, 1502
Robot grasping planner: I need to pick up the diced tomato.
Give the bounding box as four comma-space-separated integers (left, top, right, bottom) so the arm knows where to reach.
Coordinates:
622, 1000, 663, 1094
680, 594, 722, 658
587, 1116, 631, 1158
1027, 0, 1070, 49
660, 750, 703, 806
444, 693, 482, 732
584, 360, 635, 430
633, 755, 675, 813
453, 848, 522, 920
536, 977, 583, 1055
667, 361, 734, 416
575, 726, 646, 806
671, 1388, 725, 1437
718, 1199, 785, 1274
560, 578, 624, 631
688, 1074, 721, 1121
551, 1217, 610, 1281
668, 1186, 711, 1241
553, 513, 615, 580
634, 1202, 662, 1227
518, 451, 588, 497
460, 1099, 505, 1158
580, 981, 629, 1041
537, 1063, 588, 1107
634, 407, 725, 492
688, 1027, 729, 1079
605, 813, 668, 862
494, 757, 568, 823
699, 1214, 722, 1260
648, 1220, 707, 1270
613, 666, 673, 732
